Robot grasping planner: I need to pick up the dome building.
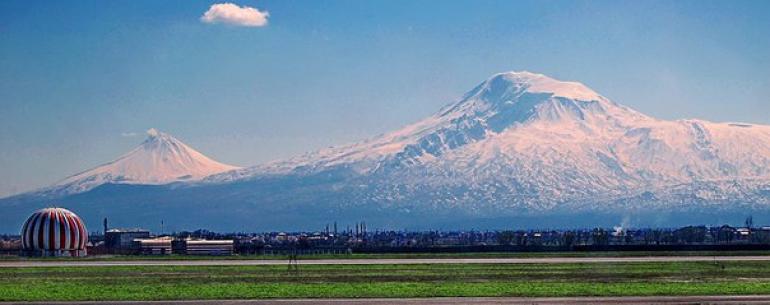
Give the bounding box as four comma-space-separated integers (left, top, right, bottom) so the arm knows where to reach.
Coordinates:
20, 207, 88, 257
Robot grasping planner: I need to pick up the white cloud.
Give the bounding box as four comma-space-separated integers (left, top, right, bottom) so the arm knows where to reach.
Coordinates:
121, 132, 139, 137
201, 3, 269, 27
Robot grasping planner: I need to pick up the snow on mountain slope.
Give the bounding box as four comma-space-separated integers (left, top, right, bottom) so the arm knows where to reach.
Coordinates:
209, 71, 770, 213
4, 71, 770, 231
49, 129, 239, 195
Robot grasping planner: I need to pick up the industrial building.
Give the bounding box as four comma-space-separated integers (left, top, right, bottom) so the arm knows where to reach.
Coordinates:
172, 239, 234, 255
20, 207, 87, 257
102, 234, 234, 255
105, 228, 150, 250
134, 237, 173, 255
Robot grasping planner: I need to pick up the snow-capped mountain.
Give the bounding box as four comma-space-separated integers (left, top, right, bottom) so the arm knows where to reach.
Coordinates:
3, 71, 770, 232
47, 129, 239, 195
210, 71, 770, 214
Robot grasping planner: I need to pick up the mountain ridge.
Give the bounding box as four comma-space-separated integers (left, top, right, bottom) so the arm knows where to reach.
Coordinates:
204, 71, 770, 215
2, 71, 770, 232
210, 71, 770, 183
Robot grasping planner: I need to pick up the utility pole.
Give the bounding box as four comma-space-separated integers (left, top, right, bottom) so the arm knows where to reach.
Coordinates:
287, 247, 300, 275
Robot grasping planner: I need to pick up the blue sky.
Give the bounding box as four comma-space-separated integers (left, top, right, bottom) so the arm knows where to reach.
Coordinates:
1, 0, 769, 197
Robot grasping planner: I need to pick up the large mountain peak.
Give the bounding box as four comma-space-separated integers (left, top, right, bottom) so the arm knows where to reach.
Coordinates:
48, 129, 239, 195
219, 72, 651, 178
468, 71, 603, 102
435, 71, 642, 137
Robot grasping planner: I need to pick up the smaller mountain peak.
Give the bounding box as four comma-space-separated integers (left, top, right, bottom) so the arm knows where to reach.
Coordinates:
147, 128, 160, 137
145, 128, 174, 140
143, 128, 176, 144
50, 128, 240, 195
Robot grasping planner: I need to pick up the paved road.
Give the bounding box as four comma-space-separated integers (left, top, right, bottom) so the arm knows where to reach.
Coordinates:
5, 296, 770, 305
2, 255, 770, 267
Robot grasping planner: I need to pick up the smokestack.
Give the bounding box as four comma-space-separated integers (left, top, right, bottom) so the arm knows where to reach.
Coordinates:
103, 218, 108, 235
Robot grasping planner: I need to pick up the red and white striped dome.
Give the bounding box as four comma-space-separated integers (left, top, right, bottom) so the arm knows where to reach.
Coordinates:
21, 207, 87, 256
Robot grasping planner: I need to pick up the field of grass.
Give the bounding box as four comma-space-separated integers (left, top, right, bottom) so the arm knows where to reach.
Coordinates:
3, 250, 770, 261
2, 261, 770, 301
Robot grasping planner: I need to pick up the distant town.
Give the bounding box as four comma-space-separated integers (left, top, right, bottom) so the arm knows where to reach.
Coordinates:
4, 214, 770, 257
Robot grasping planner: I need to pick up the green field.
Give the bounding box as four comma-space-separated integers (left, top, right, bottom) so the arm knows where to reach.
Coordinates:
3, 261, 770, 301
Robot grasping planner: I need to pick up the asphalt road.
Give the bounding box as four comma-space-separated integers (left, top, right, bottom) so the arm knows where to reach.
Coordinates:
5, 296, 770, 305
2, 255, 770, 267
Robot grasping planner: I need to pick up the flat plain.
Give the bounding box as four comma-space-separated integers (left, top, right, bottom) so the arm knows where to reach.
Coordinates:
3, 259, 770, 301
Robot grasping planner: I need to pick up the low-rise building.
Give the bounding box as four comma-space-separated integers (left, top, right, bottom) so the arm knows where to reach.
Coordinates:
173, 239, 234, 255
105, 228, 150, 251
134, 237, 173, 255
